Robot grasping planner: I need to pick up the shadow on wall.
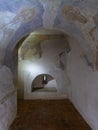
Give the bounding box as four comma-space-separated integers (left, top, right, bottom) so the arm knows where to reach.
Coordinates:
31, 74, 57, 92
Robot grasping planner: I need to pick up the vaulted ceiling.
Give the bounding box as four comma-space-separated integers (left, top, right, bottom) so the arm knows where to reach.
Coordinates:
0, 0, 98, 68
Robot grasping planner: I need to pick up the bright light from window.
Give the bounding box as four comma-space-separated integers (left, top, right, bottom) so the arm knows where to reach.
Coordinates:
44, 75, 46, 80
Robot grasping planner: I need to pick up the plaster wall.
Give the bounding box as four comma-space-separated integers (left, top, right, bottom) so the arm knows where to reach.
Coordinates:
67, 38, 98, 130
0, 66, 17, 130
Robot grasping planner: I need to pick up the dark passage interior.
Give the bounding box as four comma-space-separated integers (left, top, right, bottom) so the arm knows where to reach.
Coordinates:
10, 99, 91, 130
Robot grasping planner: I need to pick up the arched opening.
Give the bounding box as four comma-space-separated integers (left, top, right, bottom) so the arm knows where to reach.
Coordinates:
15, 29, 71, 99
31, 74, 57, 92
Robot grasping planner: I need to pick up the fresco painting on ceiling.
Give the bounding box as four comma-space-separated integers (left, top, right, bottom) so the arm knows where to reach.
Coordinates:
62, 5, 87, 24
11, 7, 35, 24
0, 7, 36, 44
1, 0, 98, 71
61, 5, 98, 70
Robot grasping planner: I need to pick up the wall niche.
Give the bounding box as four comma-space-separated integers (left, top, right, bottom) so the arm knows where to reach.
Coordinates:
31, 74, 57, 92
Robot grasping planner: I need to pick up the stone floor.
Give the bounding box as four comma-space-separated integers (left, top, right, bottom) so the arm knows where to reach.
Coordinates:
10, 99, 91, 130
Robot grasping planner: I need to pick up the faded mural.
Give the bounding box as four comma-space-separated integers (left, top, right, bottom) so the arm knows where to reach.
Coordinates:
0, 0, 98, 69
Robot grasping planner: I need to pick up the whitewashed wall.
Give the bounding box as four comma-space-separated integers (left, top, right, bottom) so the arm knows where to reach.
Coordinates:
67, 38, 98, 130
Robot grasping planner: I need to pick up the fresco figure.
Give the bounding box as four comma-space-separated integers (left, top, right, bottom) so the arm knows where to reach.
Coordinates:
62, 5, 87, 24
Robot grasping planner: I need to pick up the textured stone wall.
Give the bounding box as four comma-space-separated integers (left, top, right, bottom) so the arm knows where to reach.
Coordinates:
0, 0, 43, 65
